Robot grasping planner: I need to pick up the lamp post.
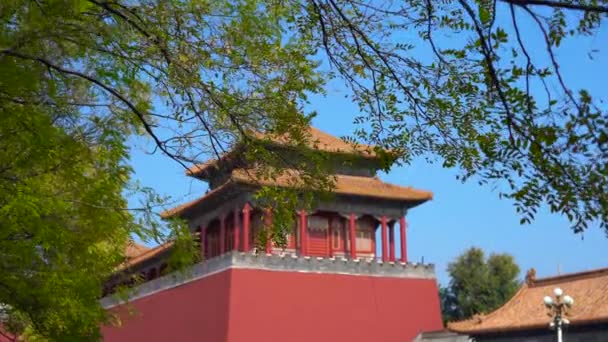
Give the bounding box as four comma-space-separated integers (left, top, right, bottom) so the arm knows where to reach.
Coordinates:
543, 287, 574, 342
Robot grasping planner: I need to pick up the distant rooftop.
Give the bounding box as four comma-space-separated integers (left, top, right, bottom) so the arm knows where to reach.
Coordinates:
125, 242, 150, 259
448, 267, 608, 334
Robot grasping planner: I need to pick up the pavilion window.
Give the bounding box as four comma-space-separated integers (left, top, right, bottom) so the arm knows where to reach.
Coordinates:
225, 225, 234, 252
332, 227, 340, 249
355, 230, 372, 251
208, 231, 220, 257
250, 212, 264, 247
283, 218, 299, 249
307, 215, 328, 231
331, 218, 345, 250
355, 217, 375, 252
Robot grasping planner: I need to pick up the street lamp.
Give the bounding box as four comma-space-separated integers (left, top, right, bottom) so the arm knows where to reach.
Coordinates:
543, 287, 574, 342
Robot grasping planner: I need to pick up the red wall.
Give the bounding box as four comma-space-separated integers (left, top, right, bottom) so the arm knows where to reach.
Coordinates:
228, 269, 442, 342
0, 324, 15, 342
103, 270, 231, 342
103, 268, 442, 342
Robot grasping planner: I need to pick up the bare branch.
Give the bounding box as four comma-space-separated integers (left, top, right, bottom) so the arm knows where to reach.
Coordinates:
1, 49, 190, 170
502, 0, 608, 13
457, 0, 517, 144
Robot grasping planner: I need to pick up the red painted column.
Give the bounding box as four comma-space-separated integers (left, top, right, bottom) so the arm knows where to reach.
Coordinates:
242, 203, 251, 252
400, 216, 407, 263
389, 222, 395, 262
264, 208, 272, 254
219, 215, 226, 255
299, 210, 307, 256
328, 217, 333, 258
349, 213, 356, 259
200, 225, 207, 260
381, 216, 388, 262
233, 208, 240, 251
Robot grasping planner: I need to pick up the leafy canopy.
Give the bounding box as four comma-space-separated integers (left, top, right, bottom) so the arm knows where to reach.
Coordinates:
293, 0, 608, 233
0, 100, 144, 338
441, 247, 520, 322
1, 0, 328, 339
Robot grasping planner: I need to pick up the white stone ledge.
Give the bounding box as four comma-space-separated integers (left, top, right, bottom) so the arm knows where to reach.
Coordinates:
101, 252, 436, 308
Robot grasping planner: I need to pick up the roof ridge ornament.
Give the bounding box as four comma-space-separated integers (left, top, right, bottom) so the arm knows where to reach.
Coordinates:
525, 268, 537, 285
472, 314, 485, 323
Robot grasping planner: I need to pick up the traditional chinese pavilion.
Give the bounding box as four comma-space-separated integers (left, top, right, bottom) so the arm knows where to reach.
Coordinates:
102, 127, 443, 342
417, 267, 608, 342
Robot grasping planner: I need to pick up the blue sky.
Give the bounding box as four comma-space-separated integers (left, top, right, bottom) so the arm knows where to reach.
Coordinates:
128, 7, 608, 285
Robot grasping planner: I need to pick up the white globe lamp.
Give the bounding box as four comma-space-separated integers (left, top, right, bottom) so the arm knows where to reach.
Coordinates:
553, 287, 563, 297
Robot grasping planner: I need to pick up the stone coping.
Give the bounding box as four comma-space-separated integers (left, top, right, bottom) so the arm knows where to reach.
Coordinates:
102, 252, 436, 308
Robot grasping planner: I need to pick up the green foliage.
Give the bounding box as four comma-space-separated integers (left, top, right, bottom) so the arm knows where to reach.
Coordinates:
0, 107, 131, 339
0, 0, 329, 339
441, 247, 520, 322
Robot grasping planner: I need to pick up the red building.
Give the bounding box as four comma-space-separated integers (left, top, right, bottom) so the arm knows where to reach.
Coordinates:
102, 127, 443, 341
